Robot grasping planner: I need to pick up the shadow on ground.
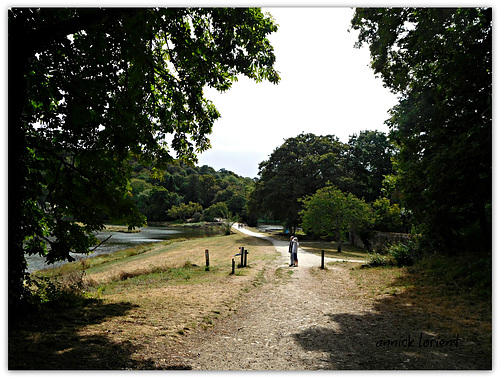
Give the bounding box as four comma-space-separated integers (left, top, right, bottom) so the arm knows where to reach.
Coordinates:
8, 299, 189, 370
292, 285, 491, 370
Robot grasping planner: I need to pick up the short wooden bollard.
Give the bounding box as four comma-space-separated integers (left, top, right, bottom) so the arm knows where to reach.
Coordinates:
205, 249, 210, 270
321, 249, 325, 269
244, 249, 248, 267
231, 258, 235, 275
240, 246, 244, 267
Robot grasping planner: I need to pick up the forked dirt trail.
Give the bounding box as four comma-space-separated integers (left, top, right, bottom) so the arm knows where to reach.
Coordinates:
169, 228, 486, 370
179, 228, 371, 370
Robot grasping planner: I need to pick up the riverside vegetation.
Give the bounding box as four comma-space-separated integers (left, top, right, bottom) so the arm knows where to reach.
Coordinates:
9, 229, 491, 369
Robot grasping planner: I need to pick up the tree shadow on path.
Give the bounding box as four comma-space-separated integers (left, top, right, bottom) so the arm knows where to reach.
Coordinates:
292, 295, 491, 370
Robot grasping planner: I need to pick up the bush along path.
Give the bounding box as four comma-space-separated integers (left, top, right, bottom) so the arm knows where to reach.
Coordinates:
166, 228, 490, 370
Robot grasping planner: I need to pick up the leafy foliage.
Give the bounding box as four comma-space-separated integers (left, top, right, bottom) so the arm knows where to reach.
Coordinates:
346, 130, 396, 202
9, 8, 280, 310
351, 8, 492, 252
203, 202, 229, 222
366, 240, 420, 267
134, 185, 182, 222
248, 131, 395, 231
167, 201, 203, 222
365, 253, 392, 268
249, 133, 348, 231
128, 160, 254, 222
371, 197, 403, 232
300, 185, 375, 252
386, 241, 419, 267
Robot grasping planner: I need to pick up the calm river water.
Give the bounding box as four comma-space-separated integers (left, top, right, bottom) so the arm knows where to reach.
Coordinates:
26, 225, 222, 273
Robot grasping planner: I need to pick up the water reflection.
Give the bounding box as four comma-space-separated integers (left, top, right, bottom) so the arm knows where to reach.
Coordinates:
26, 226, 222, 273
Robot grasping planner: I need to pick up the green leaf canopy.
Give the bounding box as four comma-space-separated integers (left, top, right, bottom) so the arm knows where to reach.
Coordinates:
248, 133, 347, 230
351, 8, 492, 251
300, 185, 374, 252
8, 7, 280, 309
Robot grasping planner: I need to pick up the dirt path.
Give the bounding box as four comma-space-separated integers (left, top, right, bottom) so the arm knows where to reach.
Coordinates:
167, 228, 489, 370
232, 226, 365, 267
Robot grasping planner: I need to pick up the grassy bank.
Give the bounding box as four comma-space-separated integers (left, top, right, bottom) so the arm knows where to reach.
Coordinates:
102, 224, 142, 233
346, 251, 492, 358
9, 231, 279, 369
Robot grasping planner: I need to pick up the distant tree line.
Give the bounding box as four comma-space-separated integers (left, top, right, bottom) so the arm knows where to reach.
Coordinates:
128, 158, 254, 223
127, 129, 402, 244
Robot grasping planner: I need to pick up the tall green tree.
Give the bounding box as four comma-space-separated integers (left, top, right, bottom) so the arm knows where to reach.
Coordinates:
351, 8, 492, 252
346, 130, 396, 202
9, 8, 279, 312
300, 185, 374, 252
203, 201, 229, 222
371, 197, 403, 232
248, 133, 348, 231
136, 186, 182, 222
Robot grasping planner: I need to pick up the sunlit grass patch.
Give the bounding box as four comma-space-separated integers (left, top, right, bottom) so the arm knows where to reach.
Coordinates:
350, 265, 409, 298
98, 262, 212, 295
350, 252, 491, 342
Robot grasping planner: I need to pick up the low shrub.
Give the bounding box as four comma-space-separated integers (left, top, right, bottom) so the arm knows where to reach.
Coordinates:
366, 239, 421, 267
387, 242, 416, 267
365, 253, 392, 267
25, 271, 98, 311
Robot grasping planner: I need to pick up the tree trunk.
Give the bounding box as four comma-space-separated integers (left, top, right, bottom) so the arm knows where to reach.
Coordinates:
8, 22, 30, 318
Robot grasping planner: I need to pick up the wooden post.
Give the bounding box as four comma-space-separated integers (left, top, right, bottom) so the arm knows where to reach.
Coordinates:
231, 258, 235, 275
244, 249, 248, 267
321, 249, 325, 269
240, 246, 244, 267
205, 249, 209, 268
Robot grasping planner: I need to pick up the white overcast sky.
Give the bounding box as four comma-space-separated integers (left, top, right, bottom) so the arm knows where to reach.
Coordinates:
198, 6, 399, 178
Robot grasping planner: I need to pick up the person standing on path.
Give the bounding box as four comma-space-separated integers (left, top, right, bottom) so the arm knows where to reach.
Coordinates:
288, 235, 294, 267
291, 236, 299, 267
